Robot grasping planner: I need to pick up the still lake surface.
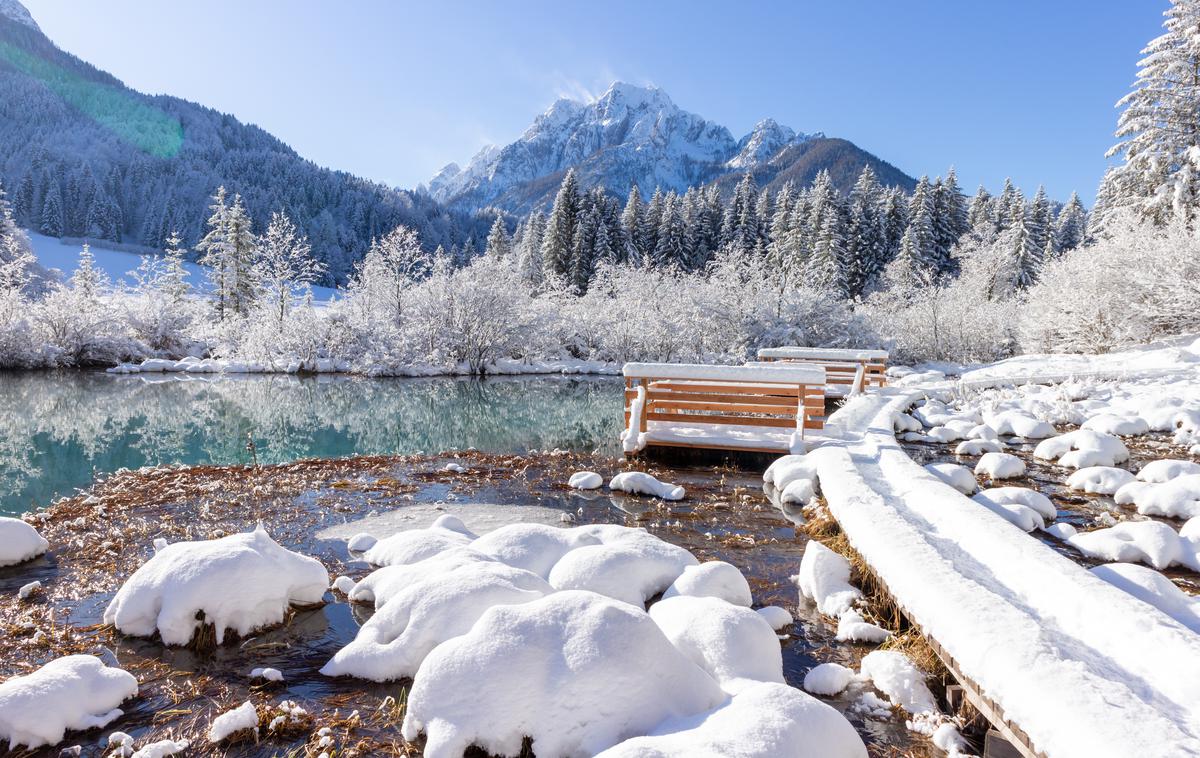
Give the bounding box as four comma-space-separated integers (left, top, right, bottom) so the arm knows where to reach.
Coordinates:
0, 371, 623, 516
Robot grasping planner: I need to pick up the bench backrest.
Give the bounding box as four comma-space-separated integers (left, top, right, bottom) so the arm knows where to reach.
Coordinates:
622, 363, 826, 432
754, 347, 888, 390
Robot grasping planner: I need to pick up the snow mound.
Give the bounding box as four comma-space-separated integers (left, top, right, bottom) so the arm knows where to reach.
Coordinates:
764, 454, 819, 492
349, 548, 493, 607
924, 463, 977, 494
0, 655, 138, 750
400, 590, 726, 758
322, 561, 551, 681
756, 605, 793, 631
859, 650, 938, 718
346, 532, 377, 551
973, 452, 1026, 480
662, 561, 753, 607
568, 471, 603, 489
1034, 429, 1129, 468
893, 413, 922, 433
250, 667, 283, 682
649, 596, 783, 693
1138, 459, 1200, 483
594, 682, 868, 758
954, 439, 1002, 456
208, 700, 258, 743
835, 609, 890, 643
610, 471, 685, 500
548, 530, 698, 606
469, 522, 600, 578
1121, 475, 1200, 519
972, 487, 1057, 532
794, 541, 861, 617
1082, 413, 1150, 437
103, 525, 329, 645
361, 514, 477, 567
804, 662, 856, 696
1090, 563, 1200, 634
987, 410, 1055, 439
0, 517, 49, 567
780, 477, 817, 505
1066, 466, 1136, 495
1066, 520, 1199, 570
130, 738, 189, 758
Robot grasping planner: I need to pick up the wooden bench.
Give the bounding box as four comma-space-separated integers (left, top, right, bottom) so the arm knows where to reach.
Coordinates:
755, 347, 889, 395
621, 362, 826, 456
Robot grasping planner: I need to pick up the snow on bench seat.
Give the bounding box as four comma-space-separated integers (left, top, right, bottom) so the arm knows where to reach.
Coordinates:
622, 362, 826, 385
810, 390, 1200, 757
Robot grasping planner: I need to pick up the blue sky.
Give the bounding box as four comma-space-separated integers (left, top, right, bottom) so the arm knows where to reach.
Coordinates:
24, 0, 1163, 203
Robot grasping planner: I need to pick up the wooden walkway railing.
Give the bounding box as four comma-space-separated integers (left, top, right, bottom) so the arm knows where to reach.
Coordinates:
756, 347, 889, 394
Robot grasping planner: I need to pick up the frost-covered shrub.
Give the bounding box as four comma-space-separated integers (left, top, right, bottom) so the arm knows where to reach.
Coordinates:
1021, 214, 1200, 353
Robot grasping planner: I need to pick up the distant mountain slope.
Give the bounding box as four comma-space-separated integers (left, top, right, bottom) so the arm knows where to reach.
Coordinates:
428, 82, 917, 214
0, 4, 485, 283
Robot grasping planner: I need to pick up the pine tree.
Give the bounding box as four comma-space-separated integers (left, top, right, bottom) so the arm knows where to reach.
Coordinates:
967, 185, 995, 232
71, 243, 105, 301
1009, 210, 1044, 290
1055, 191, 1088, 252
879, 187, 908, 263
541, 169, 581, 279
40, 182, 63, 237
808, 210, 848, 297
161, 230, 191, 304
653, 193, 687, 267
845, 167, 885, 296
570, 204, 600, 293
893, 177, 939, 286
931, 167, 968, 272
621, 185, 644, 260
485, 215, 512, 258
1100, 0, 1200, 225
518, 211, 547, 284
1027, 185, 1053, 256
996, 178, 1022, 231
722, 173, 759, 255
643, 187, 665, 263
13, 173, 34, 225
223, 194, 257, 316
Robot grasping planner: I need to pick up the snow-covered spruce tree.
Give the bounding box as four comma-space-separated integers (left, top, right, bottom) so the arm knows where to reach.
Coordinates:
890, 176, 939, 287
653, 192, 688, 268
931, 167, 968, 273
570, 204, 600, 293
541, 169, 581, 279
122, 237, 196, 355
879, 186, 908, 264
621, 185, 645, 261
995, 178, 1023, 231
807, 206, 848, 297
485, 215, 512, 258
967, 185, 995, 233
844, 167, 885, 297
1005, 202, 1044, 293
1099, 0, 1200, 227
161, 231, 191, 305
39, 180, 63, 237
254, 211, 325, 325
516, 211, 546, 285
1027, 185, 1053, 257
0, 187, 43, 366
722, 173, 760, 256
1055, 191, 1088, 252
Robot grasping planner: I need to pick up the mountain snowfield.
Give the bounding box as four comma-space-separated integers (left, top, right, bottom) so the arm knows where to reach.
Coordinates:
427, 81, 913, 214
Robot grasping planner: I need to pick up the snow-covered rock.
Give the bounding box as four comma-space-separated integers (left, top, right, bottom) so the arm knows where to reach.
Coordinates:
548, 530, 698, 606
649, 596, 784, 693
954, 439, 1003, 456
346, 532, 377, 552
1090, 563, 1200, 634
1034, 429, 1130, 468
835, 609, 890, 643
1137, 459, 1200, 483
0, 656, 138, 750
987, 410, 1055, 439
1066, 466, 1136, 495
103, 525, 329, 645
594, 682, 868, 758
322, 561, 551, 682
662, 561, 753, 607
249, 667, 283, 682
974, 452, 1026, 480
859, 650, 938, 719
924, 463, 977, 494
400, 590, 726, 758
568, 471, 603, 490
804, 662, 856, 696
0, 517, 49, 567
469, 522, 602, 578
794, 541, 860, 617
1117, 475, 1200, 519
130, 738, 189, 758
764, 454, 819, 491
972, 487, 1057, 532
208, 700, 258, 743
756, 605, 793, 631
361, 514, 477, 567
1066, 520, 1199, 570
1082, 413, 1150, 437
610, 471, 685, 500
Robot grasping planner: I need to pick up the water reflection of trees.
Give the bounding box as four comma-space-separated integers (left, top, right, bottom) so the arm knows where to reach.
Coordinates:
0, 372, 623, 510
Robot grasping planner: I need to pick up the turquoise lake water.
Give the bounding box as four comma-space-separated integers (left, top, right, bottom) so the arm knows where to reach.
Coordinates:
0, 372, 623, 516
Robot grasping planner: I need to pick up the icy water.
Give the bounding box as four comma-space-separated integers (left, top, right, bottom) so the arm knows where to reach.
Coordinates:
0, 371, 624, 515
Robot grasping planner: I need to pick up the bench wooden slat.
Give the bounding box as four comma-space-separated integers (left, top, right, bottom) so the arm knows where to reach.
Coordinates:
644, 411, 812, 429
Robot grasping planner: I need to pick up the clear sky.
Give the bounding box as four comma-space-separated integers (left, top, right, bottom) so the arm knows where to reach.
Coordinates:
23, 0, 1163, 203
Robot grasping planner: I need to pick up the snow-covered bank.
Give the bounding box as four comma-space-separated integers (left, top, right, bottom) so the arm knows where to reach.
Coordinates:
811, 390, 1200, 756
107, 355, 621, 378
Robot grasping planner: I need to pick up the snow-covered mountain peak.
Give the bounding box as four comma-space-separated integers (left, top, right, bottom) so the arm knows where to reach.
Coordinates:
728, 118, 797, 169
0, 0, 39, 31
